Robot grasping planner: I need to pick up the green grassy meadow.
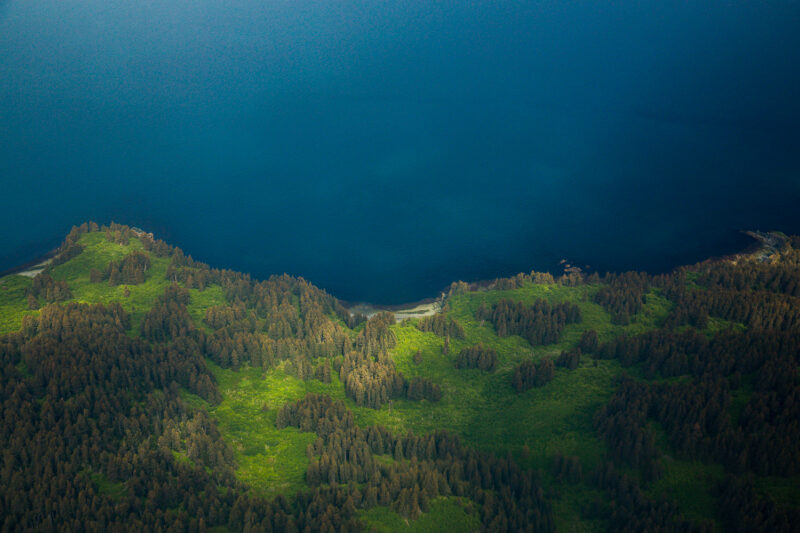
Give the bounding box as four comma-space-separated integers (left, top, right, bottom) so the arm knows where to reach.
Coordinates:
2, 229, 797, 530
0, 274, 35, 335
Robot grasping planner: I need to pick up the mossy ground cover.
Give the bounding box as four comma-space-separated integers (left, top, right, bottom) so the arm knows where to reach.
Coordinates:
549, 482, 608, 533
446, 282, 673, 351
32, 233, 228, 334
88, 471, 127, 501
375, 321, 621, 473
0, 251, 666, 528
187, 285, 228, 328
3, 233, 796, 529
646, 417, 724, 525
183, 360, 355, 496
0, 274, 35, 335
646, 457, 724, 525
379, 282, 671, 471
48, 233, 175, 332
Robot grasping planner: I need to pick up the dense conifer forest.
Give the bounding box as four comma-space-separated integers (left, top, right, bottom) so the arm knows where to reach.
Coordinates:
0, 222, 799, 531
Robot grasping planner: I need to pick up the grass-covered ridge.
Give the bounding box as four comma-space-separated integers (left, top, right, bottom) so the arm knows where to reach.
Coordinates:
2, 223, 799, 532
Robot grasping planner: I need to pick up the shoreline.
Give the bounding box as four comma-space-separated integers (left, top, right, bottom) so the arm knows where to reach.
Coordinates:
342, 229, 771, 317
0, 229, 772, 316
343, 297, 444, 322
0, 249, 58, 278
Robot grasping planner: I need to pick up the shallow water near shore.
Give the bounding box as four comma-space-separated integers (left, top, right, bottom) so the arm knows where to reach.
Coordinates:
1, 0, 799, 303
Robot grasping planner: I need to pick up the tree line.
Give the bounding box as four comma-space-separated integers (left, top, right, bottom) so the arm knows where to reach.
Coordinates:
26, 272, 71, 309
90, 250, 151, 286
455, 343, 498, 372
416, 314, 465, 339
594, 326, 800, 478
512, 358, 554, 392
14, 221, 798, 530
593, 271, 649, 325
476, 298, 581, 346
276, 393, 554, 531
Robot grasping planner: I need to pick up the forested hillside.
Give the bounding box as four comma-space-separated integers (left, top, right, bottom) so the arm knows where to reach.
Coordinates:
1, 222, 799, 532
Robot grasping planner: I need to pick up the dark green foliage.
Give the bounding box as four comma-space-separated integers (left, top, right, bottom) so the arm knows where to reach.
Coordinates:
219, 271, 349, 343
105, 223, 133, 245
338, 304, 367, 329
597, 328, 707, 377
578, 329, 598, 353
406, 376, 442, 402
275, 393, 355, 432
666, 284, 800, 331
202, 303, 273, 370
512, 357, 555, 392
716, 475, 800, 533
338, 348, 406, 409
163, 245, 354, 353
485, 270, 565, 291
207, 328, 274, 370
313, 358, 333, 383
594, 271, 649, 324
0, 302, 238, 531
287, 355, 333, 383
660, 252, 800, 331
59, 222, 95, 248
356, 311, 397, 355
102, 250, 151, 285
595, 324, 800, 478
89, 268, 102, 283
49, 242, 84, 267
335, 312, 439, 409
455, 343, 497, 372
204, 302, 252, 329
141, 284, 194, 342
551, 453, 583, 483
0, 292, 385, 532
4, 221, 800, 531
476, 298, 581, 346
45, 222, 90, 267
278, 394, 554, 530
28, 272, 71, 302
593, 377, 662, 482
201, 280, 350, 370
141, 235, 174, 257
556, 347, 581, 369
165, 252, 213, 290
417, 314, 465, 339
697, 252, 800, 297
591, 462, 712, 532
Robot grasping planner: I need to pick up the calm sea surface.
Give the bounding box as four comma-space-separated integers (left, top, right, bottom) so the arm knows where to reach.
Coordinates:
1, 0, 799, 303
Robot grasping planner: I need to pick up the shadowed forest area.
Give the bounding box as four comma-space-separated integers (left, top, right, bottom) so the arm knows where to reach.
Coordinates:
1, 222, 799, 531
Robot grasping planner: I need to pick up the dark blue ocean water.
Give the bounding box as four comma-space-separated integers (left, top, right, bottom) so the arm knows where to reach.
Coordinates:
1, 1, 799, 303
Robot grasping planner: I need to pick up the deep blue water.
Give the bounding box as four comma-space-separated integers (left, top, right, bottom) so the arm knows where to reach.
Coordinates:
1, 1, 799, 303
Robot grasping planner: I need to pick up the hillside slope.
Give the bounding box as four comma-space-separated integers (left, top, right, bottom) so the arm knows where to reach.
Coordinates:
1, 222, 799, 532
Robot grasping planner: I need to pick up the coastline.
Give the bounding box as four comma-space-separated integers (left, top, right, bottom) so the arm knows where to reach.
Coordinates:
0, 228, 775, 318
735, 230, 786, 262
343, 297, 444, 322
342, 229, 775, 319
0, 249, 58, 278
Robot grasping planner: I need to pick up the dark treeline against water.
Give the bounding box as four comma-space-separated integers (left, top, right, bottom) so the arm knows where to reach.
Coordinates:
1, 0, 799, 303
